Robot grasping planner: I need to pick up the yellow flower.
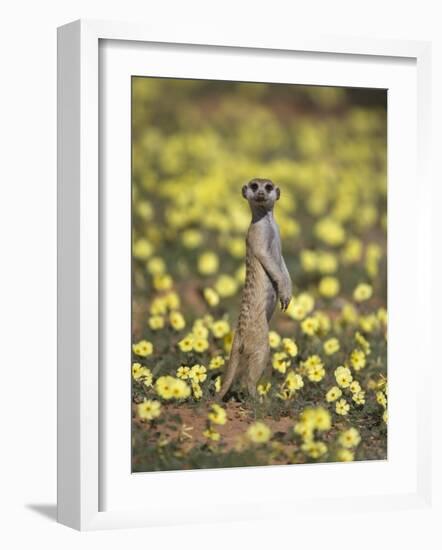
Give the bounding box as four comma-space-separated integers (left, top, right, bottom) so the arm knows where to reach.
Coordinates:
193, 337, 209, 353
300, 354, 321, 371
203, 287, 220, 307
338, 427, 361, 448
132, 362, 148, 381
135, 200, 153, 221
318, 276, 340, 298
336, 448, 354, 462
223, 331, 234, 353
335, 398, 350, 415
169, 311, 186, 331
181, 229, 203, 248
286, 300, 306, 321
176, 366, 191, 380
164, 292, 180, 310
376, 391, 387, 408
192, 321, 209, 339
377, 308, 388, 326
227, 237, 246, 258
155, 376, 190, 400
341, 238, 362, 264
315, 311, 331, 334
192, 381, 203, 400
214, 274, 238, 297
301, 316, 319, 336
350, 349, 366, 371
208, 404, 227, 425
334, 365, 353, 388
323, 337, 340, 355
247, 422, 272, 444
146, 256, 166, 275
257, 382, 272, 396
153, 273, 173, 291
352, 391, 366, 405
294, 421, 314, 441
353, 283, 373, 302
341, 303, 358, 324
326, 386, 342, 402
148, 315, 165, 330
203, 426, 220, 441
365, 243, 382, 277
306, 363, 325, 382
137, 399, 161, 421
272, 351, 290, 374
132, 340, 153, 357
299, 407, 331, 432
284, 371, 304, 391
355, 331, 371, 354
235, 264, 246, 283
315, 217, 345, 246
300, 249, 317, 272
209, 355, 226, 376
313, 407, 332, 431
282, 337, 298, 357
198, 251, 219, 275
133, 238, 153, 260
349, 380, 362, 394
359, 314, 379, 333
209, 356, 225, 370
155, 376, 175, 399
297, 292, 315, 313
268, 331, 281, 348
302, 440, 327, 459
132, 364, 153, 388
178, 334, 194, 352
317, 251, 338, 274
189, 364, 207, 383
171, 379, 191, 399
214, 376, 222, 392
149, 296, 167, 315
383, 409, 388, 424
301, 355, 325, 382
211, 319, 230, 338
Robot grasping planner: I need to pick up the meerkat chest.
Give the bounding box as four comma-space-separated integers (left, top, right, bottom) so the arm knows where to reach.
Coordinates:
262, 222, 282, 260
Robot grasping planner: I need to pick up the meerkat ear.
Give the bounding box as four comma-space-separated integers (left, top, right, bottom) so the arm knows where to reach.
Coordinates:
242, 185, 248, 199
275, 187, 281, 200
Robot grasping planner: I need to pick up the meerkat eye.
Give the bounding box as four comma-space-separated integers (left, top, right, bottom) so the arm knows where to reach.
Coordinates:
250, 183, 258, 192
265, 184, 274, 192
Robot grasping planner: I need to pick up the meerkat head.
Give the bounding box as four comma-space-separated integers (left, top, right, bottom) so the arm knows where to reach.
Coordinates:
242, 178, 280, 209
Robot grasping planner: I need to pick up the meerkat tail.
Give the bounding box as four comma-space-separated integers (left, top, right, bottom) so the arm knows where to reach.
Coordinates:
218, 337, 242, 400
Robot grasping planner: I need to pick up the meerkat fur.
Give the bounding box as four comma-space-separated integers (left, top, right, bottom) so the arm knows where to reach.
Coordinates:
218, 178, 292, 400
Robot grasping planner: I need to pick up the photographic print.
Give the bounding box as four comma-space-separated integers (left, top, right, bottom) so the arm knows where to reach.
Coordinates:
131, 77, 387, 472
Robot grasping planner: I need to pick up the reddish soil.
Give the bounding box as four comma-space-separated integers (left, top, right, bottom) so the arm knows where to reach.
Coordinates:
133, 401, 295, 453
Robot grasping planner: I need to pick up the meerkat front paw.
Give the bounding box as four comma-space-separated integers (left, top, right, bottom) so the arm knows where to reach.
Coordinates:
279, 292, 292, 312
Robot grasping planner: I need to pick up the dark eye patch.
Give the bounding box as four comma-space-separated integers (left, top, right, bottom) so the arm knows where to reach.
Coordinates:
250, 183, 258, 191
265, 184, 274, 192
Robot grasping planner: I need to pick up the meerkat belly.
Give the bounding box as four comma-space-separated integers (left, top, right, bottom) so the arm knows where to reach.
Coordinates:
240, 258, 277, 328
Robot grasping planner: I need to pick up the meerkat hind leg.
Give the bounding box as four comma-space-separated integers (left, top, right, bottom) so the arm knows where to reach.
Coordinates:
245, 342, 270, 398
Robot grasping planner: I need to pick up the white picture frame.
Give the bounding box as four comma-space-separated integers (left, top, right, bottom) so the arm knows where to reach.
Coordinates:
57, 19, 432, 531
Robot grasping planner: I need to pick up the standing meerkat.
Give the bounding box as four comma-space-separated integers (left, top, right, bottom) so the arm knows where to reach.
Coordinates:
218, 178, 292, 400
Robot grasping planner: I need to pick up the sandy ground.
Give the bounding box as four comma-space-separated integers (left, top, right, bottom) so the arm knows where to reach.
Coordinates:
133, 401, 295, 452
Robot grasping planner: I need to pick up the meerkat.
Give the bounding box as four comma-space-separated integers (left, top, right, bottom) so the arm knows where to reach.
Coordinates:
218, 178, 292, 400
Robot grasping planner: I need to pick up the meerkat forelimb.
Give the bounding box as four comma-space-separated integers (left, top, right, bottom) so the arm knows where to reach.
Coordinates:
218, 178, 292, 400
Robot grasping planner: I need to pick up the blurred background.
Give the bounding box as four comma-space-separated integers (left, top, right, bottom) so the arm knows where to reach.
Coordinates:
131, 77, 387, 337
